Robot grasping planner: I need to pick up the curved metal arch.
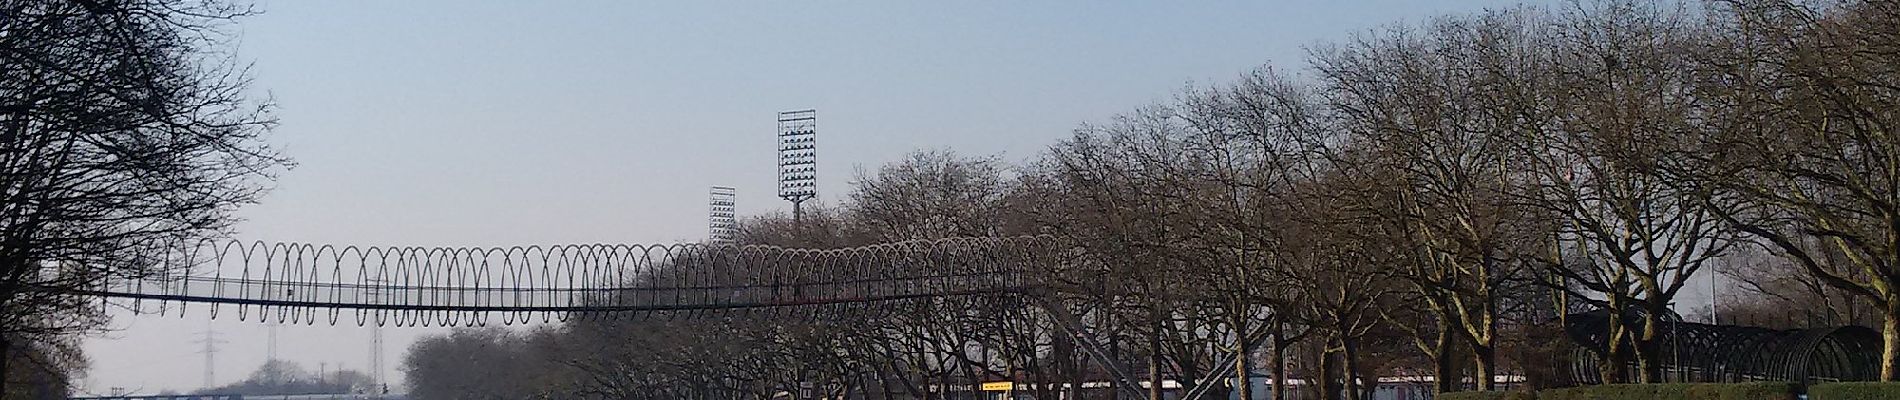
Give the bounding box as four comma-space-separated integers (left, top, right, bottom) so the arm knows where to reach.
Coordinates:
1565, 310, 1881, 385
52, 236, 1057, 326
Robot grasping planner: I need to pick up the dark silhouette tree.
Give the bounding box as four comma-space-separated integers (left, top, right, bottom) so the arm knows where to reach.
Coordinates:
0, 0, 285, 394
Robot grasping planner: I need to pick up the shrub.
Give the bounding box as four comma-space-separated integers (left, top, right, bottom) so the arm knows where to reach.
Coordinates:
1534, 382, 1795, 400
1539, 384, 1668, 400
1808, 382, 1900, 400
1437, 390, 1536, 400
1710, 382, 1798, 400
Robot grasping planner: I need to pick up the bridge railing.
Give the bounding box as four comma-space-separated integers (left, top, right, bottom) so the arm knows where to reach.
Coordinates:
54, 237, 1051, 326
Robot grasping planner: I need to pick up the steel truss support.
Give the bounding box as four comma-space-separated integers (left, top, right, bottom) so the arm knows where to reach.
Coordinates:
1031, 295, 1151, 400
1175, 324, 1275, 400
1033, 292, 1276, 400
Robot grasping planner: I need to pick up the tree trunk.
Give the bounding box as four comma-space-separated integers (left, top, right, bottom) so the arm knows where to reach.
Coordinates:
1055, 331, 1079, 400
1342, 339, 1362, 400
1149, 318, 1164, 400
1637, 304, 1664, 384
0, 334, 9, 400
967, 362, 984, 400
1599, 303, 1628, 384
1318, 347, 1340, 400
1034, 362, 1053, 400
877, 369, 894, 400
1474, 340, 1496, 391
1434, 328, 1454, 394
1884, 306, 1900, 381
934, 369, 949, 400
1109, 330, 1122, 400
1477, 288, 1499, 391
1237, 340, 1253, 400
1599, 332, 1621, 384
1271, 331, 1289, 400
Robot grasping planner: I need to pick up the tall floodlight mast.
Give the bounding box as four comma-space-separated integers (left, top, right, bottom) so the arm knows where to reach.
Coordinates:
777, 110, 818, 221
709, 186, 738, 242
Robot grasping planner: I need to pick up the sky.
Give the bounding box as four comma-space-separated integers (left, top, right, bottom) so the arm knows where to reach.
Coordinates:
66, 0, 1719, 395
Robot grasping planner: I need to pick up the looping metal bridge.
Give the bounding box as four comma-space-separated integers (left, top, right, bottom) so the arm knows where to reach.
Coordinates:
57, 236, 1056, 327
46, 235, 1173, 398
1565, 310, 1882, 386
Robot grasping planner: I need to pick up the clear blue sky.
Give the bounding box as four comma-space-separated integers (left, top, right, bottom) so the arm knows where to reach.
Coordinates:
79, 0, 1617, 395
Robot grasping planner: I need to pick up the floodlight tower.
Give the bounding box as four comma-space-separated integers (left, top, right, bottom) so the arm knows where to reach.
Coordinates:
709, 186, 738, 242
777, 110, 818, 221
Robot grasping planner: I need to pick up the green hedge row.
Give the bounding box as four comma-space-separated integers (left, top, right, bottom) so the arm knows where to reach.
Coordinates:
1808, 382, 1900, 400
1435, 382, 1900, 399
1438, 382, 1796, 400
1436, 391, 1535, 400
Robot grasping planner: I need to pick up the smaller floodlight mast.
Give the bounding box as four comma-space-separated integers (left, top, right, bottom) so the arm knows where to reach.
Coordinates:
777, 110, 818, 220
708, 186, 738, 242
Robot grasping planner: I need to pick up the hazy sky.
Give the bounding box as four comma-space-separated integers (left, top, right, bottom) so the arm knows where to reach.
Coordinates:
69, 0, 1670, 395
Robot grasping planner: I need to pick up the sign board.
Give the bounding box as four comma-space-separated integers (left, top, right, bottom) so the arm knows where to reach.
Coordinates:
980, 381, 1014, 391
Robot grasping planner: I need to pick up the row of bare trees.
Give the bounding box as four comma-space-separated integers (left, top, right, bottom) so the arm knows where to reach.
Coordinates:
400, 0, 1899, 399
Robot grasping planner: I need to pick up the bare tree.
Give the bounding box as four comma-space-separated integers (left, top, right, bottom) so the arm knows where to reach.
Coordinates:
1715, 247, 1883, 329
1685, 0, 1900, 381
1033, 107, 1211, 400
2, 339, 80, 400
403, 328, 540, 400
1170, 67, 1332, 400
1311, 8, 1559, 391
850, 149, 1014, 241
0, 0, 286, 393
1502, 0, 1748, 384
1289, 200, 1397, 400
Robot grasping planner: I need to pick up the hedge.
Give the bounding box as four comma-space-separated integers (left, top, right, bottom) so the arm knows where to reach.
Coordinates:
1808, 382, 1900, 400
1437, 390, 1536, 400
1702, 382, 1800, 400
1532, 382, 1795, 400
1539, 384, 1686, 400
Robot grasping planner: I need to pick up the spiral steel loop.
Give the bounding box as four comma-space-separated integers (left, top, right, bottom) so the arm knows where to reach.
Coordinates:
53, 237, 1055, 327
1565, 310, 1881, 385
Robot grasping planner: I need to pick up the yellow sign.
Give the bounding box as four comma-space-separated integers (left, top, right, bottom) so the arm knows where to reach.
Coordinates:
980, 381, 1014, 391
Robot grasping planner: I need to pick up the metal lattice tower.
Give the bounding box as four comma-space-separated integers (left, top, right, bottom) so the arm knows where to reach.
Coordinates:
366, 277, 388, 387
777, 110, 817, 220
370, 324, 384, 387
709, 186, 737, 242
194, 329, 226, 389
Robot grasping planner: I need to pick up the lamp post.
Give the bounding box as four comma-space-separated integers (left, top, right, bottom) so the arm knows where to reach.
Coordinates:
1711, 274, 1720, 325
1669, 301, 1681, 382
